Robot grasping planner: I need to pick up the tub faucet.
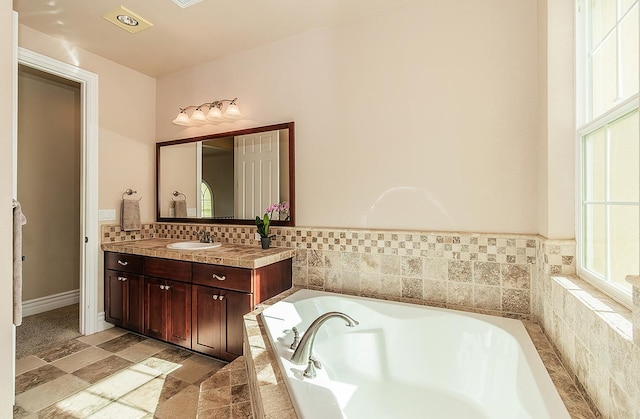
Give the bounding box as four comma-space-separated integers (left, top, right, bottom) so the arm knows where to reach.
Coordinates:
290, 312, 359, 377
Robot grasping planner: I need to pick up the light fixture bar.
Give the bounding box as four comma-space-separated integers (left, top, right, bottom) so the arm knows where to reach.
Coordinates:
172, 98, 243, 126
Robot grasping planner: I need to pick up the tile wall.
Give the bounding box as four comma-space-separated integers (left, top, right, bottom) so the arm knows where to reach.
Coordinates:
102, 222, 640, 417
537, 240, 640, 418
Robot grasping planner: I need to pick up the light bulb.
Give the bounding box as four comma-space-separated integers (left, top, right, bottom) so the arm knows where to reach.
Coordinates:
223, 103, 243, 119
190, 108, 207, 125
172, 111, 192, 126
206, 105, 225, 122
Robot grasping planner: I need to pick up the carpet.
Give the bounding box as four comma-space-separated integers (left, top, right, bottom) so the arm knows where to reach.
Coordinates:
16, 304, 81, 359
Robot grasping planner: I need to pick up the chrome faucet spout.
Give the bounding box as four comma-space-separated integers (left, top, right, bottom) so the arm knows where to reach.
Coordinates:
290, 311, 358, 366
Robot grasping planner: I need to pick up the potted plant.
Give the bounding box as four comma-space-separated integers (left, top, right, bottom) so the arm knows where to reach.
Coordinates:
256, 202, 289, 249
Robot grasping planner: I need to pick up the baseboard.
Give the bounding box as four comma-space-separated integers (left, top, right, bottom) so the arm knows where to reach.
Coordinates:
96, 311, 114, 332
22, 289, 79, 317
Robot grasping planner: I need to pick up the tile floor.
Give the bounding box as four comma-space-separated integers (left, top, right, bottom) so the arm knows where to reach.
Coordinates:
13, 327, 253, 418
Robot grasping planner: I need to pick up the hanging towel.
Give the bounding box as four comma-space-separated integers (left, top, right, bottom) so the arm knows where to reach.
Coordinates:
13, 200, 27, 326
174, 199, 187, 218
121, 199, 141, 231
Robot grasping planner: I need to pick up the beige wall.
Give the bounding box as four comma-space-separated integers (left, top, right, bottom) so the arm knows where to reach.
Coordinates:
18, 67, 81, 300
159, 142, 198, 217
537, 0, 575, 240
18, 25, 157, 224
18, 25, 157, 312
1, 6, 15, 415
157, 0, 539, 234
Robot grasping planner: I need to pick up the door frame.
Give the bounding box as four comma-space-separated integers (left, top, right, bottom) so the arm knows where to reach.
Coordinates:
16, 48, 99, 335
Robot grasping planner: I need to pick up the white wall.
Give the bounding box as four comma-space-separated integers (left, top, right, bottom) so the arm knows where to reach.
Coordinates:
157, 0, 540, 234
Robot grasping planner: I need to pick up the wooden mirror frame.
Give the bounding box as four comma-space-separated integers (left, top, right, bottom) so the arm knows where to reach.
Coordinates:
156, 121, 295, 226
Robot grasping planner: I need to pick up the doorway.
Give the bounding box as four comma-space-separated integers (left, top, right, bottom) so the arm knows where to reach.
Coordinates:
16, 64, 81, 357
15, 48, 100, 341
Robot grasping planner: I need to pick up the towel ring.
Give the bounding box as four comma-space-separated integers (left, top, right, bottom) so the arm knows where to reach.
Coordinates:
122, 188, 142, 201
171, 191, 186, 201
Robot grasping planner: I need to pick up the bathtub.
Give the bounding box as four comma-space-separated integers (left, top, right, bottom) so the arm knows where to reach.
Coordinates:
261, 289, 570, 419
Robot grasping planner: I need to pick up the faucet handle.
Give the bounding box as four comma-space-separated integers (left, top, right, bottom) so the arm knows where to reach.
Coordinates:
290, 327, 300, 350
303, 355, 322, 379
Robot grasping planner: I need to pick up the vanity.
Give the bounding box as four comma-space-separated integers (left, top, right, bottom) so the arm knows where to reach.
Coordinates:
103, 239, 293, 361
102, 122, 296, 361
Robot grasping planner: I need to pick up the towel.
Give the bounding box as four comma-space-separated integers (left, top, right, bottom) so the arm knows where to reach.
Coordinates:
13, 200, 27, 326
121, 199, 141, 231
174, 200, 187, 218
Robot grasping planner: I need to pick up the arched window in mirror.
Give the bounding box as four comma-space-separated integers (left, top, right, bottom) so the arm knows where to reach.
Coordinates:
201, 180, 214, 218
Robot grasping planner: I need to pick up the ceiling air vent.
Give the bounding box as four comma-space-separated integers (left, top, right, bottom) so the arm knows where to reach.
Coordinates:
171, 0, 204, 8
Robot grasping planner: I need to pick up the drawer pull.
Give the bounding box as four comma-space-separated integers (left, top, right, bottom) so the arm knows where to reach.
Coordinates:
118, 277, 127, 282
212, 274, 226, 281
117, 260, 129, 266
213, 295, 218, 300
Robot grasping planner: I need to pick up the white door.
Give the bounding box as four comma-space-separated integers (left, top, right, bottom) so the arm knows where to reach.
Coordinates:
234, 130, 280, 219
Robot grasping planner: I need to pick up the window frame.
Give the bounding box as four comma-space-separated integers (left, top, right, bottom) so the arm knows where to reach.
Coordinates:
575, 0, 639, 308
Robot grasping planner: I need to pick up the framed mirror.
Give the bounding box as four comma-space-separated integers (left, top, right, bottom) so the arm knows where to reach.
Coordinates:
156, 122, 295, 226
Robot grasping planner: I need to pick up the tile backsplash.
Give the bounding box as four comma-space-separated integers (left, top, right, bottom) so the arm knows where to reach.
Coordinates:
101, 222, 640, 417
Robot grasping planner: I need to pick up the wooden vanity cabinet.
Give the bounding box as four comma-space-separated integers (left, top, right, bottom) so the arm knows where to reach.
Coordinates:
143, 258, 192, 349
104, 253, 144, 333
104, 251, 292, 361
191, 285, 251, 360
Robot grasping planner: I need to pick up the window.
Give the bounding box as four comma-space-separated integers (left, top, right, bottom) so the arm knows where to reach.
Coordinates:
201, 181, 214, 218
577, 0, 639, 303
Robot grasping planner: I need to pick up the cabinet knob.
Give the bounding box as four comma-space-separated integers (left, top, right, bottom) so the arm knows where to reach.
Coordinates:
117, 260, 129, 266
213, 295, 218, 300
219, 295, 224, 301
160, 285, 166, 290
212, 274, 226, 281
165, 285, 171, 290
118, 277, 127, 282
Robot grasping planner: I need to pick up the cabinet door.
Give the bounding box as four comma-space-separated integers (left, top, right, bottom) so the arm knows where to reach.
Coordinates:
105, 270, 125, 327
220, 290, 252, 360
122, 273, 144, 333
106, 270, 144, 333
166, 280, 191, 349
144, 277, 166, 340
191, 285, 222, 357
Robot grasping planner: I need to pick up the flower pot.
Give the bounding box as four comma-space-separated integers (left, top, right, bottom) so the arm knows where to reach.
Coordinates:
260, 237, 271, 249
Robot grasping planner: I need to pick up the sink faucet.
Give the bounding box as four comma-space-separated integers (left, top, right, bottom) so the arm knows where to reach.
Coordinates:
197, 230, 214, 243
291, 311, 358, 378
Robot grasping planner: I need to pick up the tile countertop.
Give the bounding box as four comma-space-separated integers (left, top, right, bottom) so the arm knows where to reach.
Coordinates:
101, 238, 295, 269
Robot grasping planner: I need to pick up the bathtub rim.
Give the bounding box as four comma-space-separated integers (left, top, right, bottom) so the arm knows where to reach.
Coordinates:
242, 287, 595, 419
261, 289, 570, 419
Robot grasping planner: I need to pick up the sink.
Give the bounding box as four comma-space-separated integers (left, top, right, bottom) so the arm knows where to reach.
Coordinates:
166, 241, 222, 250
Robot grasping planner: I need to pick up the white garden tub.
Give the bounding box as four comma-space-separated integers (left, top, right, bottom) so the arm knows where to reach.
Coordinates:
261, 289, 570, 419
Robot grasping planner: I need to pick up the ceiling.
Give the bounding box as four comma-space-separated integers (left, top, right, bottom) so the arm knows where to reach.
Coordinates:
14, 0, 408, 78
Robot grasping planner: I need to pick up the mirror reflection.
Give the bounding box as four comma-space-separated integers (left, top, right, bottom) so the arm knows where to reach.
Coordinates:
156, 122, 295, 225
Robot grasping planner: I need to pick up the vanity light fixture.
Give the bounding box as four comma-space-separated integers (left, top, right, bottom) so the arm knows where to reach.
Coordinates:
172, 98, 243, 126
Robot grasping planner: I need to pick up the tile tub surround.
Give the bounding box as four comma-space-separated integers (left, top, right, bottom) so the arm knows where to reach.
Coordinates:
537, 241, 640, 418
242, 288, 595, 419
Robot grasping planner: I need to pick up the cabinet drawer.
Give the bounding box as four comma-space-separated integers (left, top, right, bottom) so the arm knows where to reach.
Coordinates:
192, 263, 252, 293
144, 258, 191, 282
105, 252, 143, 274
